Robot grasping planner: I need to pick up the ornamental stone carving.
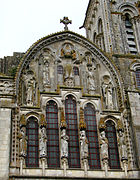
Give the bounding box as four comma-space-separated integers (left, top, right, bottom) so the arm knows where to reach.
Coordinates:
61, 43, 76, 60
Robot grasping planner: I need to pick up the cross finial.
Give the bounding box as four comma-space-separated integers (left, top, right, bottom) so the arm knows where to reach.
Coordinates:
60, 17, 72, 31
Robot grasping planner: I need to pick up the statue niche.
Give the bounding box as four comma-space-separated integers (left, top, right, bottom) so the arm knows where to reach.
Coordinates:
22, 70, 38, 106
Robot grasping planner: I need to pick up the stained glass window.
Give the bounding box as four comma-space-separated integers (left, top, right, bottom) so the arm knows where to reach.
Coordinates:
106, 120, 121, 169
135, 69, 140, 89
26, 117, 39, 167
84, 103, 101, 169
46, 100, 60, 168
65, 95, 80, 168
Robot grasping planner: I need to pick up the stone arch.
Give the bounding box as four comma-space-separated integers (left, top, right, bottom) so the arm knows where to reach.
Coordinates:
15, 31, 124, 110
118, 3, 139, 17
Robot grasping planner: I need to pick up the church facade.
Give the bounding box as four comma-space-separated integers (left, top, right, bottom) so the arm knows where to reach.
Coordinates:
0, 0, 140, 179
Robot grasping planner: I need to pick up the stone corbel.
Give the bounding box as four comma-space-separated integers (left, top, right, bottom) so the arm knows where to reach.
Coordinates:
98, 117, 106, 131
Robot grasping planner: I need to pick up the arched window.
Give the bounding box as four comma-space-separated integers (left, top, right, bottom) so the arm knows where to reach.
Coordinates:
84, 103, 101, 169
65, 95, 80, 168
135, 69, 140, 89
57, 65, 63, 74
73, 66, 79, 76
26, 117, 39, 167
125, 13, 137, 54
105, 120, 120, 169
46, 101, 60, 168
93, 32, 97, 44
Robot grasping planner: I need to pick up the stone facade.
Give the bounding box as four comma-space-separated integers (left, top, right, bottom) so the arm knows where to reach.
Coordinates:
0, 0, 140, 179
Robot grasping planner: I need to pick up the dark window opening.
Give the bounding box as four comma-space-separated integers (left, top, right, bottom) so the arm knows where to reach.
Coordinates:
84, 103, 101, 169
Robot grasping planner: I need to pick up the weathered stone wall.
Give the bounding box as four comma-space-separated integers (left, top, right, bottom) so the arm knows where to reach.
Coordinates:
0, 108, 11, 179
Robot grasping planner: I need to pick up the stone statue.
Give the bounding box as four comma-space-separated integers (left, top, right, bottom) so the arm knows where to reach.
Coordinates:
87, 67, 95, 94
118, 130, 127, 160
39, 127, 47, 157
102, 78, 114, 109
61, 129, 69, 158
80, 130, 88, 159
19, 126, 27, 157
100, 131, 108, 160
43, 60, 50, 86
23, 72, 36, 106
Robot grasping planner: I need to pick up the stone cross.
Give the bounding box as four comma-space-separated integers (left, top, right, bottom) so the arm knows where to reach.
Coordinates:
60, 17, 72, 31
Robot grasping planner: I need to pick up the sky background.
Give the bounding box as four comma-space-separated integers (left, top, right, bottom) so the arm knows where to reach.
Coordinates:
0, 0, 89, 58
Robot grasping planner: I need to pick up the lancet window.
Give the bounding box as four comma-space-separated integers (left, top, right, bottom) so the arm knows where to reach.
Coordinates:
65, 95, 80, 168
105, 120, 120, 169
26, 117, 39, 167
125, 13, 137, 54
135, 69, 140, 89
46, 100, 60, 168
84, 103, 101, 169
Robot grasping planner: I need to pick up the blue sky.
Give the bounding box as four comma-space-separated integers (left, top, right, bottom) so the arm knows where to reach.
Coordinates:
0, 0, 89, 58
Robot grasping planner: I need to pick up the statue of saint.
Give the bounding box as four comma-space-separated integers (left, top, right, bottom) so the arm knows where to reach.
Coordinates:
43, 59, 50, 86
19, 126, 27, 157
23, 72, 36, 106
102, 80, 114, 109
118, 130, 127, 160
87, 67, 95, 93
39, 127, 47, 157
61, 129, 69, 158
80, 130, 88, 159
100, 131, 108, 160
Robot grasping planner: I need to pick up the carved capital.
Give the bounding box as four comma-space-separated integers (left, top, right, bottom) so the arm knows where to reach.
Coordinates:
40, 114, 47, 128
